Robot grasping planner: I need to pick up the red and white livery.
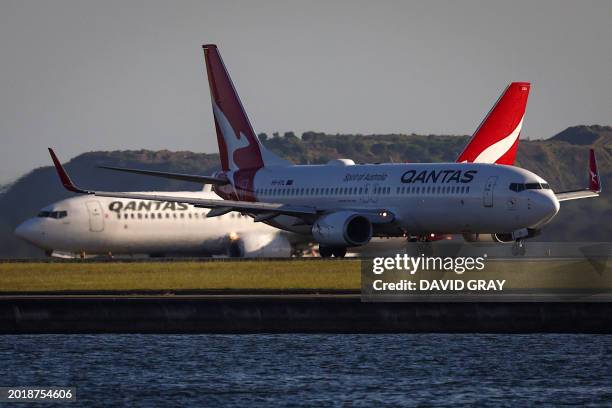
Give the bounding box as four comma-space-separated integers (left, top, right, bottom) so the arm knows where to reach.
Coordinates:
47, 45, 601, 257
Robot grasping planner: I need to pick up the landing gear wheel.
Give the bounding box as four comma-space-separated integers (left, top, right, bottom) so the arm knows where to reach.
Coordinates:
512, 240, 526, 256
319, 246, 333, 258
331, 247, 347, 258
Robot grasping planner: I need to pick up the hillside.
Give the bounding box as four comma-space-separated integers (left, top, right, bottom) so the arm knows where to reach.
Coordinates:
550, 125, 612, 146
1, 126, 610, 257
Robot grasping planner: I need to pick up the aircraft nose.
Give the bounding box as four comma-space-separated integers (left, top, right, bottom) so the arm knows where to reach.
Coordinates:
15, 219, 45, 246
536, 193, 560, 224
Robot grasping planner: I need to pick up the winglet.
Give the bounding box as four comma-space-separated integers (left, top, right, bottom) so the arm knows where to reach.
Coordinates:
47, 148, 90, 194
589, 148, 601, 193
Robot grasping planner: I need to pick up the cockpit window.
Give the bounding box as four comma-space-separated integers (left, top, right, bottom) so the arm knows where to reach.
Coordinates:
509, 183, 524, 192
37, 210, 68, 219
509, 183, 551, 192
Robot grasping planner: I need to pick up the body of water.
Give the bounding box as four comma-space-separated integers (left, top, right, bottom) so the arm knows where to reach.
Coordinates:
1, 334, 611, 406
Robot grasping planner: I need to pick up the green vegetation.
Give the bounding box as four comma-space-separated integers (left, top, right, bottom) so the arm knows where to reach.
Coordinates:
0, 261, 361, 292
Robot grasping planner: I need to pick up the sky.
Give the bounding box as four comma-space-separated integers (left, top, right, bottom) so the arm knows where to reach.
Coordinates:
0, 0, 610, 184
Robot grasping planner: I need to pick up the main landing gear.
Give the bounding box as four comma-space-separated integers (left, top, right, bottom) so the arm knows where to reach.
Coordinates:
512, 239, 526, 256
319, 246, 347, 258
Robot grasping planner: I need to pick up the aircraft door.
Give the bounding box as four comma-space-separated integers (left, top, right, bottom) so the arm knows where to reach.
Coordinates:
86, 201, 105, 232
483, 176, 498, 207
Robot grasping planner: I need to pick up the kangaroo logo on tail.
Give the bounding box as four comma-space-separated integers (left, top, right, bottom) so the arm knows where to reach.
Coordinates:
203, 44, 288, 200
457, 82, 530, 165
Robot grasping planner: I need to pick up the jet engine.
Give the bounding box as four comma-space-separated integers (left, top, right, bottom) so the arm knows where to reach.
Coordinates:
312, 211, 372, 247
227, 232, 293, 258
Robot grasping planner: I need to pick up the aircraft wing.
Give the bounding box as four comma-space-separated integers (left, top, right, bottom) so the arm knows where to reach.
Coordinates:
98, 165, 230, 186
555, 149, 602, 202
49, 149, 317, 218
49, 148, 397, 224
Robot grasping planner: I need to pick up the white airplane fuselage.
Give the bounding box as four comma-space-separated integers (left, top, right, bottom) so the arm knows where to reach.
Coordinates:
223, 162, 560, 238
16, 191, 300, 257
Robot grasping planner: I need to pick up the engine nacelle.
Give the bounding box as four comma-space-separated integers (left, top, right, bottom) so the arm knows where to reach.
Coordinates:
312, 211, 372, 247
227, 232, 292, 258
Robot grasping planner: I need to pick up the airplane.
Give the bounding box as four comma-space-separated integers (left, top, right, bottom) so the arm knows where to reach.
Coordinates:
15, 186, 306, 258
45, 44, 601, 257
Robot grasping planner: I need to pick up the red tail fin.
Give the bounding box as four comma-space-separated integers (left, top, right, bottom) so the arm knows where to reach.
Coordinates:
589, 148, 601, 192
203, 45, 288, 173
456, 82, 530, 165
203, 44, 264, 172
